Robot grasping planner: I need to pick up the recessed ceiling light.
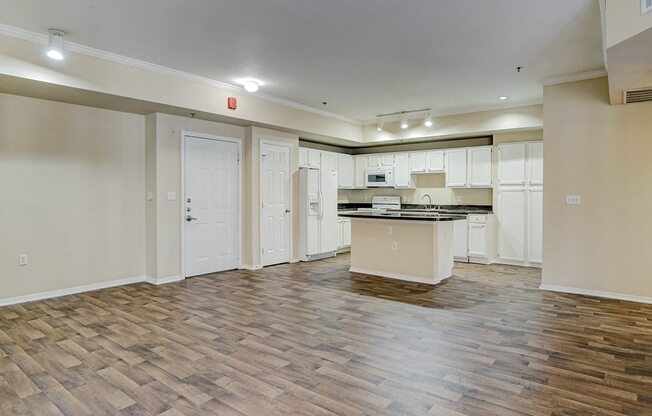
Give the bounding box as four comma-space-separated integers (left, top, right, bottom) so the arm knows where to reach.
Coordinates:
400, 114, 408, 129
424, 113, 433, 127
236, 78, 262, 93
498, 96, 509, 100
46, 29, 65, 60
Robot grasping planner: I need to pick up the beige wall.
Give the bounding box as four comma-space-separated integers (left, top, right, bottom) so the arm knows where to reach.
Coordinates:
0, 93, 145, 300
542, 77, 652, 298
606, 0, 652, 48
146, 113, 245, 278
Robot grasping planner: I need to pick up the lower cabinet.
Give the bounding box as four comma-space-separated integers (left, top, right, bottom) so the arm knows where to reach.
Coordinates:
337, 218, 351, 249
453, 215, 495, 264
453, 219, 469, 262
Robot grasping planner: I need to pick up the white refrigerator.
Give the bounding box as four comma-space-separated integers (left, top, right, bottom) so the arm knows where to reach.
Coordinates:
299, 165, 338, 261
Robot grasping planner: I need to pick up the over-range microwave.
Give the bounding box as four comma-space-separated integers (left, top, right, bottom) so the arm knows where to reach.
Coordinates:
365, 168, 395, 188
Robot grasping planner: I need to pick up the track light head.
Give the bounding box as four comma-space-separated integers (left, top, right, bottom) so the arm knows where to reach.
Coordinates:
46, 29, 65, 60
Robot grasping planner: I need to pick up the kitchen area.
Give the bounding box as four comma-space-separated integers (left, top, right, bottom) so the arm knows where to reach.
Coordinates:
299, 138, 543, 285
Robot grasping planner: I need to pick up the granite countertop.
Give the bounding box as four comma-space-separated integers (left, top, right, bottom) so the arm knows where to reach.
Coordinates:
338, 211, 467, 222
337, 203, 493, 215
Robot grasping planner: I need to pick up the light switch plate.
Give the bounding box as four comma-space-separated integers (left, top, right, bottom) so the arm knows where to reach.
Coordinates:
387, 226, 392, 234
19, 254, 28, 266
147, 191, 154, 201
167, 191, 177, 201
566, 195, 581, 205
391, 241, 398, 251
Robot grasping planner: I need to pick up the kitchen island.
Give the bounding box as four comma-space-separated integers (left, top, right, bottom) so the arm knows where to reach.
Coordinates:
338, 211, 465, 285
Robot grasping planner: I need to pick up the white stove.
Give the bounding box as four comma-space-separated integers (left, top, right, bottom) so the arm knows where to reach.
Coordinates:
357, 195, 401, 212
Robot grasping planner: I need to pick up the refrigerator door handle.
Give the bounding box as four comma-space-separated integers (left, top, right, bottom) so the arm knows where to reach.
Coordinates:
319, 188, 324, 219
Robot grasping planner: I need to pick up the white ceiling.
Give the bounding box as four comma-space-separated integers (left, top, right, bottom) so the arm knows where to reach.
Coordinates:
0, 0, 604, 122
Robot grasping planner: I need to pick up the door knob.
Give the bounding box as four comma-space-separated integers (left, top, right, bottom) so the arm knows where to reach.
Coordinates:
186, 215, 197, 222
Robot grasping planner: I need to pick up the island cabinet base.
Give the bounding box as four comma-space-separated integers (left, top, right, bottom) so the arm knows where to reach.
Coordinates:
348, 218, 454, 285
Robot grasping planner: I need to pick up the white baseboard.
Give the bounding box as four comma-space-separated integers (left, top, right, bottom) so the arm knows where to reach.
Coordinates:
540, 284, 652, 305
495, 259, 542, 268
0, 275, 146, 307
349, 267, 449, 286
290, 258, 300, 264
240, 264, 262, 270
145, 275, 184, 285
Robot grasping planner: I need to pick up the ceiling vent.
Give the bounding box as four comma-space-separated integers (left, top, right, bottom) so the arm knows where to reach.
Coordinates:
623, 87, 652, 104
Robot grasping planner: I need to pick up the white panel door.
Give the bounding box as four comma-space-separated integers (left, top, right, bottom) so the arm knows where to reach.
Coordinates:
528, 142, 544, 186
409, 152, 426, 173
261, 143, 291, 266
354, 156, 367, 188
445, 149, 467, 187
185, 137, 239, 277
498, 188, 526, 262
527, 186, 543, 264
337, 153, 354, 189
498, 143, 526, 185
468, 146, 492, 187
453, 218, 468, 261
426, 151, 445, 172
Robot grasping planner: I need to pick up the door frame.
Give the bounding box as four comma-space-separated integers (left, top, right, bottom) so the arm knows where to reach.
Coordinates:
180, 131, 243, 279
259, 139, 294, 267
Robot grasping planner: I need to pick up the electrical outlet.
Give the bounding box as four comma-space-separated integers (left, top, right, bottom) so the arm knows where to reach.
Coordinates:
456, 195, 463, 203
167, 191, 177, 201
387, 226, 392, 234
391, 241, 398, 251
566, 195, 581, 205
19, 254, 28, 266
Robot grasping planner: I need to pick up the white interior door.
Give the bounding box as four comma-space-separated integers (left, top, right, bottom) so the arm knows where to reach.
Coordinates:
185, 136, 239, 277
261, 143, 291, 266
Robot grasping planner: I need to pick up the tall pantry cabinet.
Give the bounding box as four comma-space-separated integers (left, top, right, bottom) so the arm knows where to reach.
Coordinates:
497, 142, 543, 266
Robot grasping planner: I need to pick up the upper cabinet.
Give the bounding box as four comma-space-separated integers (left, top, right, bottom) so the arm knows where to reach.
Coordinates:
468, 146, 492, 187
408, 152, 426, 173
367, 155, 380, 167
394, 153, 414, 189
426, 151, 445, 172
337, 154, 354, 189
354, 155, 367, 188
299, 147, 308, 168
528, 142, 543, 186
381, 154, 394, 167
498, 143, 526, 185
445, 149, 468, 188
308, 148, 321, 168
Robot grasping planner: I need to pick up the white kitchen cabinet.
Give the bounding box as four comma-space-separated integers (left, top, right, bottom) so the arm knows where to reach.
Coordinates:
381, 154, 395, 167
426, 151, 445, 172
354, 155, 367, 188
337, 153, 354, 189
367, 155, 380, 167
497, 141, 543, 267
527, 186, 543, 264
342, 218, 351, 247
393, 153, 414, 188
468, 146, 492, 187
299, 147, 308, 168
468, 223, 487, 257
453, 218, 469, 262
408, 152, 426, 173
528, 142, 543, 186
498, 187, 526, 263
498, 143, 526, 185
308, 148, 321, 168
445, 149, 467, 187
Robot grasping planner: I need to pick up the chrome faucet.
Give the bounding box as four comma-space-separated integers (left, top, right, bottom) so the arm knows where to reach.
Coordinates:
422, 194, 433, 210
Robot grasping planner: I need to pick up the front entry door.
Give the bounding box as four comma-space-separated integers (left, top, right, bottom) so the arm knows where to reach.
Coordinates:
261, 143, 291, 266
185, 136, 239, 277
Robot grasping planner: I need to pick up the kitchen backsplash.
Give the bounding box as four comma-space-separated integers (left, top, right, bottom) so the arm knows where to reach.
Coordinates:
337, 173, 493, 205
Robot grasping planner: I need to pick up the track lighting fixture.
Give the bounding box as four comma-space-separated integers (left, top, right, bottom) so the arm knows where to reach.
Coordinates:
400, 114, 408, 129
424, 113, 433, 127
377, 118, 384, 131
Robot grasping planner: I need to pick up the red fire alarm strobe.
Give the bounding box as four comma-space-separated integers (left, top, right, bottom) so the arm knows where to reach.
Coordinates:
228, 97, 237, 110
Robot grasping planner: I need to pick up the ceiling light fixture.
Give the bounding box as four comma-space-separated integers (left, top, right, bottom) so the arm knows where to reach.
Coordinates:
243, 80, 260, 93
424, 113, 433, 127
498, 96, 509, 100
400, 114, 409, 129
46, 29, 65, 60
376, 118, 384, 131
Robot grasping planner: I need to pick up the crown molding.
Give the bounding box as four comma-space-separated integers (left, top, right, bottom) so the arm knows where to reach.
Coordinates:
0, 23, 362, 125
541, 68, 608, 86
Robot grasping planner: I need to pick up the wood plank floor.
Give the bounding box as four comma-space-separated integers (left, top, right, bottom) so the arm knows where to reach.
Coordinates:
1, 254, 652, 415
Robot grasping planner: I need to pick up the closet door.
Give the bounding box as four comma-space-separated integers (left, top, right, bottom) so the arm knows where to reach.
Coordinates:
528, 142, 543, 186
